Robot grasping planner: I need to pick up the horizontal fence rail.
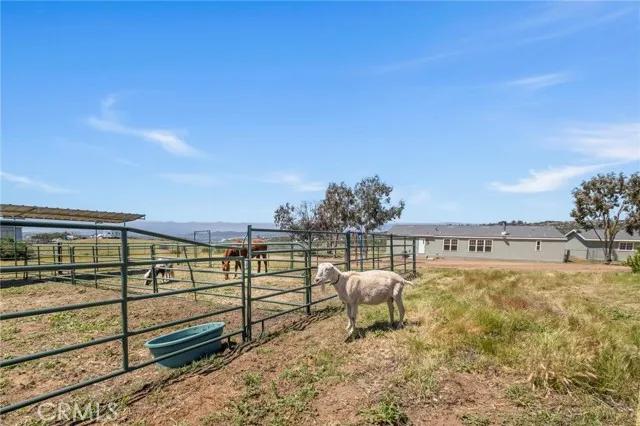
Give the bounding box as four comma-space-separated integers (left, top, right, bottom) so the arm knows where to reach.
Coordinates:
0, 219, 417, 416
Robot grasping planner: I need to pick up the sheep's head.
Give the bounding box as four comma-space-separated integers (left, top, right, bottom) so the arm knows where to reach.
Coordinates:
314, 263, 340, 292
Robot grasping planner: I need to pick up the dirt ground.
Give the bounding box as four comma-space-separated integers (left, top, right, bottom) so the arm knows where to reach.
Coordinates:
2, 260, 636, 425
418, 257, 630, 272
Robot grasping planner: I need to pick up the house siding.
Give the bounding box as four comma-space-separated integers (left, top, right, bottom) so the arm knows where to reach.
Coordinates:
565, 234, 636, 262
422, 237, 565, 262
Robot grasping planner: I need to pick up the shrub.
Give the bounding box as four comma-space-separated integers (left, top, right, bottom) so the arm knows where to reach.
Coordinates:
626, 247, 640, 273
0, 237, 32, 260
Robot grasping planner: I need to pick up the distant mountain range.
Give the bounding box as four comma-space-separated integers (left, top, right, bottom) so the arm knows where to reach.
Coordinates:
20, 220, 577, 241
127, 220, 275, 240
22, 220, 275, 241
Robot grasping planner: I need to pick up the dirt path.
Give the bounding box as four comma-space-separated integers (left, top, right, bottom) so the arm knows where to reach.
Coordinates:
419, 258, 629, 272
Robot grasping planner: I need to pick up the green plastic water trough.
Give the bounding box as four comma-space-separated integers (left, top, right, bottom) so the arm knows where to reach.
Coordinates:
144, 322, 225, 368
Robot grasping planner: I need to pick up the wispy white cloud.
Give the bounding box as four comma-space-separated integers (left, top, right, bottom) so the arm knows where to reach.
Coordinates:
87, 94, 199, 157
564, 122, 640, 162
374, 4, 633, 73
1, 171, 73, 194
263, 172, 325, 192
506, 72, 572, 91
489, 164, 606, 194
513, 6, 634, 45
159, 173, 220, 187
489, 121, 638, 194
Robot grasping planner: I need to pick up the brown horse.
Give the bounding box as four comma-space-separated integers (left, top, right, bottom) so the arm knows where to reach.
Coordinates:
222, 243, 268, 280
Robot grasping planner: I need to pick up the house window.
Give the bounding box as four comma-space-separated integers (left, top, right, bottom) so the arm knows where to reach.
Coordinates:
618, 242, 634, 251
469, 239, 492, 252
443, 239, 458, 251
536, 241, 541, 251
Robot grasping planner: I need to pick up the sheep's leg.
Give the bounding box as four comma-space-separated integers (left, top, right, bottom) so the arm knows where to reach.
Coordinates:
395, 294, 405, 329
345, 304, 352, 332
348, 303, 358, 338
387, 298, 395, 327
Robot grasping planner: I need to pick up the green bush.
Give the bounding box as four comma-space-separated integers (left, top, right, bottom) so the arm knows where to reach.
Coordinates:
626, 247, 640, 273
0, 238, 32, 260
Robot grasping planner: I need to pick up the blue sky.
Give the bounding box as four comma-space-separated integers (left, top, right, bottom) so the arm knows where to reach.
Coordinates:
2, 1, 639, 223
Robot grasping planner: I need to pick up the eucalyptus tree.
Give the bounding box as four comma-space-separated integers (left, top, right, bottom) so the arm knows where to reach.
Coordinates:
571, 172, 640, 264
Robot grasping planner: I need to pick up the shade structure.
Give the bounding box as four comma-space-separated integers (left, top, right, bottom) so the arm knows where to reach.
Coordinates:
0, 204, 145, 223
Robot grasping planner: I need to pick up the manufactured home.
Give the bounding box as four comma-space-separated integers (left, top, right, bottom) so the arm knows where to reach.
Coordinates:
565, 229, 639, 262
388, 224, 567, 262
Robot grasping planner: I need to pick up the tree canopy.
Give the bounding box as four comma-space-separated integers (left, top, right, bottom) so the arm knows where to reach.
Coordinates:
273, 176, 404, 234
570, 172, 640, 263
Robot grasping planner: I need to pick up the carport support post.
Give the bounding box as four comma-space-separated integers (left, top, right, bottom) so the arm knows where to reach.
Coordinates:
246, 225, 253, 341
120, 229, 130, 372
344, 232, 351, 271
390, 234, 394, 272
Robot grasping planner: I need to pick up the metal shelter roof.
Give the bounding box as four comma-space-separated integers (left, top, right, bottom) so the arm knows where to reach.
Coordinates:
0, 204, 145, 223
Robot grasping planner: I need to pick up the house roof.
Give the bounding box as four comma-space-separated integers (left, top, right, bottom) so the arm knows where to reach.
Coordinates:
0, 204, 145, 223
565, 228, 640, 242
388, 224, 566, 240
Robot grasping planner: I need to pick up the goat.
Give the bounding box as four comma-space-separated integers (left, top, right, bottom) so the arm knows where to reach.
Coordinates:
313, 263, 412, 338
143, 260, 175, 286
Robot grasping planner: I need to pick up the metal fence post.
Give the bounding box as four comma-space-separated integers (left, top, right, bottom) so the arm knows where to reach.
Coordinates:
13, 222, 17, 279
241, 258, 248, 342
246, 225, 253, 341
344, 232, 351, 271
412, 238, 417, 275
371, 235, 375, 270
92, 246, 98, 287
305, 232, 312, 315
359, 233, 364, 271
70, 247, 76, 285
120, 229, 129, 372
390, 234, 394, 272
37, 245, 42, 279
403, 236, 407, 274
289, 243, 294, 270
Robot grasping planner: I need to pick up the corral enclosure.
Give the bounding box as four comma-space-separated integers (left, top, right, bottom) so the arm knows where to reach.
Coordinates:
0, 219, 417, 417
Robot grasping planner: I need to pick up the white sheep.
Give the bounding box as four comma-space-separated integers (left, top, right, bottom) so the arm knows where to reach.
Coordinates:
313, 263, 412, 338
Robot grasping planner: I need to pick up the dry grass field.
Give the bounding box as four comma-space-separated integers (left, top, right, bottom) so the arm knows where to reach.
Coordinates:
3, 266, 638, 425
